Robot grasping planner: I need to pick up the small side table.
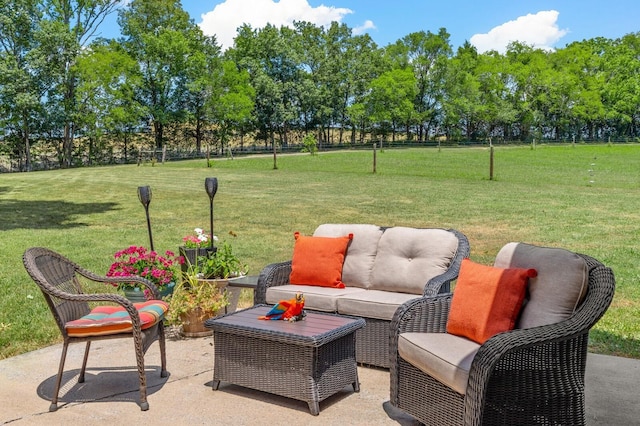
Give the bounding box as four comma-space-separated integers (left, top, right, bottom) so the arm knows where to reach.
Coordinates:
227, 275, 258, 304
227, 274, 258, 288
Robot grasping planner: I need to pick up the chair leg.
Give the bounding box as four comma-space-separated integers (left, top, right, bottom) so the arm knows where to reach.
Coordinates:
79, 341, 91, 383
132, 333, 149, 411
158, 324, 168, 378
50, 342, 70, 412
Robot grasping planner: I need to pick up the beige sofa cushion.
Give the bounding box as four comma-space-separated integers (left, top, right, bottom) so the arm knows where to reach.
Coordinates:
336, 290, 420, 321
266, 284, 366, 313
494, 242, 588, 329
314, 224, 384, 289
398, 332, 480, 395
370, 227, 459, 294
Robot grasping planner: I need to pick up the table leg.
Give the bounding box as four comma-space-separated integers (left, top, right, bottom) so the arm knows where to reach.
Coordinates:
212, 379, 220, 390
308, 400, 320, 416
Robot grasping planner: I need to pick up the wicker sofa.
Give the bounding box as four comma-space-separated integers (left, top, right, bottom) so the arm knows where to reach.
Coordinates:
255, 224, 470, 368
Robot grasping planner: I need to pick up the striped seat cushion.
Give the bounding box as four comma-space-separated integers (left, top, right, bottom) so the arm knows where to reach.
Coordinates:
65, 300, 169, 337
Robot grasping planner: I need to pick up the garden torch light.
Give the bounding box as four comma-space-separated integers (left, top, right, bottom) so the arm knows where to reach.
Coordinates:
137, 185, 154, 251
205, 177, 218, 253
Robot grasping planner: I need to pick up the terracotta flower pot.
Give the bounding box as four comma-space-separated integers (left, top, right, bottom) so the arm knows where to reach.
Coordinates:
179, 278, 228, 337
180, 307, 221, 337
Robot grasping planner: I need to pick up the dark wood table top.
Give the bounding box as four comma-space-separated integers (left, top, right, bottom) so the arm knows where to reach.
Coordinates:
205, 305, 365, 347
227, 275, 259, 288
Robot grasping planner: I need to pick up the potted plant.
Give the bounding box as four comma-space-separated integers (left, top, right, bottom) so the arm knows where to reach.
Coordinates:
167, 235, 248, 336
106, 245, 182, 301
178, 228, 217, 272
197, 240, 247, 280
166, 264, 230, 337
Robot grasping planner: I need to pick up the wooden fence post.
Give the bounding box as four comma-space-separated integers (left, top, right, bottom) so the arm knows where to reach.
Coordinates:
373, 143, 377, 174
489, 138, 494, 181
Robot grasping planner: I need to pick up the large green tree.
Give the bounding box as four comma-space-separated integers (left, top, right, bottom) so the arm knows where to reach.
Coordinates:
212, 60, 255, 154
74, 40, 144, 163
183, 31, 222, 154
387, 29, 452, 140
41, 0, 119, 167
602, 33, 640, 138
230, 23, 301, 150
0, 0, 43, 170
118, 0, 204, 149
364, 68, 417, 142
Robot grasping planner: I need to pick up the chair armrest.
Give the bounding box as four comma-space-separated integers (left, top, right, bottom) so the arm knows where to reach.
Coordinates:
255, 260, 292, 304
390, 294, 453, 364
76, 267, 162, 299
464, 320, 589, 424
423, 228, 470, 296
391, 294, 453, 335
389, 294, 453, 404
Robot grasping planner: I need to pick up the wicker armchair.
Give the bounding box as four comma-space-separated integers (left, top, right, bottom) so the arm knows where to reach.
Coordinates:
22, 247, 168, 412
389, 245, 615, 425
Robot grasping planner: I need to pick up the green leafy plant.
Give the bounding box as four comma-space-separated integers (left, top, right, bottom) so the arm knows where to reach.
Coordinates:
301, 133, 318, 155
197, 240, 247, 279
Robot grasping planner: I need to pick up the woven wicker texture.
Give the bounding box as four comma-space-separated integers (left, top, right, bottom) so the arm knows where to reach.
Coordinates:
389, 252, 615, 426
255, 227, 470, 368
22, 247, 168, 412
205, 305, 364, 415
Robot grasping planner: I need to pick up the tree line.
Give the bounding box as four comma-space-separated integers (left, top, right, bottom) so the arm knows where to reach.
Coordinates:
1, 0, 639, 171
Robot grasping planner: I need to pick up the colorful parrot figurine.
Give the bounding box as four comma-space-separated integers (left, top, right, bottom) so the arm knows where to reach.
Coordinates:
258, 292, 306, 322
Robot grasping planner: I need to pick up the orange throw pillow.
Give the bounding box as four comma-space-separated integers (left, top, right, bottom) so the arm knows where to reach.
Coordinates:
446, 258, 537, 344
289, 232, 353, 288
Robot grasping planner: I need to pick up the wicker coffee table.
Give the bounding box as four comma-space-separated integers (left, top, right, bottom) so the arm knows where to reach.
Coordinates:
204, 305, 365, 415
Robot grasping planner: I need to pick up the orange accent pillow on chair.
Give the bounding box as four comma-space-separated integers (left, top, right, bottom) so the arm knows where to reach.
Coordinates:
289, 232, 353, 288
446, 258, 537, 344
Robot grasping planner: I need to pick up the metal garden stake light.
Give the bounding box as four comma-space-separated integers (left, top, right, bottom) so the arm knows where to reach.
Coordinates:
205, 177, 218, 253
137, 185, 154, 251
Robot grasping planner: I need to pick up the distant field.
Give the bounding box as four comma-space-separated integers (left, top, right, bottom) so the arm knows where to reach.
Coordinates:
1, 143, 638, 359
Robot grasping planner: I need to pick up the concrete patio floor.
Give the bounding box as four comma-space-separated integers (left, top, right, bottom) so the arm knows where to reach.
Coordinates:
1, 331, 638, 425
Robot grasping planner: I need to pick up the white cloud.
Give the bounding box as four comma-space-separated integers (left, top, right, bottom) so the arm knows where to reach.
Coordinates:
470, 10, 568, 54
198, 0, 354, 51
352, 19, 376, 36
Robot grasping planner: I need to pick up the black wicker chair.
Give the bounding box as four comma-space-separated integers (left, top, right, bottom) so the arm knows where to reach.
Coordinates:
23, 247, 168, 412
389, 245, 615, 425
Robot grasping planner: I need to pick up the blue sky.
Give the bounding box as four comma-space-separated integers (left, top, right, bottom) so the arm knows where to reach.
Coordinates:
102, 0, 639, 53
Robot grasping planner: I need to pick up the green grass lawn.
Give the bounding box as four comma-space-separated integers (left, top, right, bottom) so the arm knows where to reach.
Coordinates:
1, 143, 639, 359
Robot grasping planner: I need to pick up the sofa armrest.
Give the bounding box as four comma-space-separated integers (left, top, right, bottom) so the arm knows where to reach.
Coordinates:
255, 260, 292, 304
423, 228, 470, 296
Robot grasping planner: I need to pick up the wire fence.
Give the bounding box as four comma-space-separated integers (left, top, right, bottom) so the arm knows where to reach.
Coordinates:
2, 137, 638, 173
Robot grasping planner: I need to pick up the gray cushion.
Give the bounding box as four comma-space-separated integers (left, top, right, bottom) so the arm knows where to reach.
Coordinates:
398, 332, 480, 395
336, 290, 420, 321
494, 242, 588, 329
370, 227, 459, 294
266, 284, 366, 313
314, 224, 384, 289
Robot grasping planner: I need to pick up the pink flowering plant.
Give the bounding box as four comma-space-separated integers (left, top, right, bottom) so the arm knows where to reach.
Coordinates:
106, 245, 183, 292
182, 227, 217, 248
